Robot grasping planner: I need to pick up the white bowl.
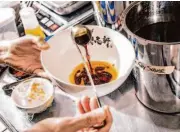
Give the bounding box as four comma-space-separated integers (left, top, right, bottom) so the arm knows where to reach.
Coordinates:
11, 78, 54, 114
41, 25, 135, 97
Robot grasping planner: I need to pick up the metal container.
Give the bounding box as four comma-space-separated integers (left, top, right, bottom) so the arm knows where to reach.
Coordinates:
42, 1, 90, 15
93, 1, 131, 30
121, 1, 180, 113
0, 1, 20, 22
0, 8, 19, 41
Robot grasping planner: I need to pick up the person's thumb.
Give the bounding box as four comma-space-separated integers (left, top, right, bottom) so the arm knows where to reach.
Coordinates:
71, 107, 107, 131
31, 36, 50, 50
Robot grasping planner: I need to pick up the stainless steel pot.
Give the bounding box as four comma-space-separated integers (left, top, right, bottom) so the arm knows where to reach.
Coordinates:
121, 1, 180, 113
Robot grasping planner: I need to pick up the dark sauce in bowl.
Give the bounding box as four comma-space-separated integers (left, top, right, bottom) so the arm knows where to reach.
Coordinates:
69, 61, 118, 86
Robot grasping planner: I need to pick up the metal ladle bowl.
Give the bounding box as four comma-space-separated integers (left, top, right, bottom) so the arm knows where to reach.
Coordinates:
71, 25, 92, 46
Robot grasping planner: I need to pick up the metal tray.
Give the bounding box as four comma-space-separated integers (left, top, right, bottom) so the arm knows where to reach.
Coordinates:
42, 1, 90, 15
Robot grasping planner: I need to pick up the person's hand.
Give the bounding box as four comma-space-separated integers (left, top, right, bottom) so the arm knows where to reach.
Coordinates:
25, 96, 113, 132
0, 35, 49, 77
76, 96, 112, 132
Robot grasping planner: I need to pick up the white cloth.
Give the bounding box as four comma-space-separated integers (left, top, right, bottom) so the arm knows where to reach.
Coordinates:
0, 90, 31, 131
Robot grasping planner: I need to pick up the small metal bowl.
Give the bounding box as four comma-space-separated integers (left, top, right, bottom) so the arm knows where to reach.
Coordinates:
11, 78, 54, 114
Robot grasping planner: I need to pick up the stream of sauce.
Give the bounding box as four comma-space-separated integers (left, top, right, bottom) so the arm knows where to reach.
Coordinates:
69, 42, 118, 85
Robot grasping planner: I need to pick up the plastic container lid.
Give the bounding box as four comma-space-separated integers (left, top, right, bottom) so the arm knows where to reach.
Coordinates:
20, 7, 35, 18
20, 7, 39, 29
0, 8, 15, 28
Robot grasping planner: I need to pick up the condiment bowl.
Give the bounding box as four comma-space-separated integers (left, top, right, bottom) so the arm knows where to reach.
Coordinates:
11, 78, 54, 114
41, 25, 135, 97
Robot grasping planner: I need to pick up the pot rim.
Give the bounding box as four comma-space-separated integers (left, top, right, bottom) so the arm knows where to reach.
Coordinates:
121, 1, 180, 45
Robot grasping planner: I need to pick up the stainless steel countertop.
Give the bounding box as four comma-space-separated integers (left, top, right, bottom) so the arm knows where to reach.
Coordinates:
100, 76, 180, 132
1, 3, 179, 131
0, 71, 180, 132
53, 75, 180, 132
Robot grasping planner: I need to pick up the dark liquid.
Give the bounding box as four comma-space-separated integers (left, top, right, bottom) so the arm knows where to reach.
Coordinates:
74, 42, 113, 85
75, 34, 91, 45
84, 45, 93, 74
135, 22, 180, 42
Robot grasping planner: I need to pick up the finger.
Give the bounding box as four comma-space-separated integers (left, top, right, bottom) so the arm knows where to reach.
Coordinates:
76, 130, 83, 132
90, 97, 103, 127
99, 106, 113, 132
78, 129, 98, 132
90, 129, 98, 132
0, 53, 9, 64
11, 35, 35, 45
82, 128, 89, 132
81, 96, 91, 112
6, 56, 41, 74
32, 41, 50, 51
4, 57, 24, 72
30, 36, 50, 50
77, 99, 85, 114
32, 44, 43, 51
17, 35, 50, 50
22, 62, 42, 73
71, 107, 106, 131
90, 97, 99, 110
34, 69, 49, 79
88, 127, 98, 132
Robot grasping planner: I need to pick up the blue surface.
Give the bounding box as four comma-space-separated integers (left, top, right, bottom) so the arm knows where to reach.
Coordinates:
45, 35, 53, 42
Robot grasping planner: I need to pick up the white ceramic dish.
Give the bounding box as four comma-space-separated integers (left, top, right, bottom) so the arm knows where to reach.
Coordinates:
11, 78, 54, 114
41, 25, 135, 97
